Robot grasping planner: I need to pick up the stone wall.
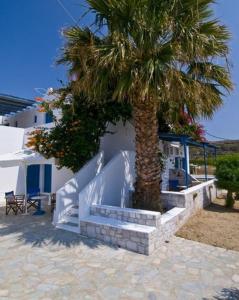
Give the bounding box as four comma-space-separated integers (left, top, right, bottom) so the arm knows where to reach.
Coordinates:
80, 217, 157, 255
80, 180, 217, 255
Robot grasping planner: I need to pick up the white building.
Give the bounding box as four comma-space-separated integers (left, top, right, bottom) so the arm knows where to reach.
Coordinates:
0, 92, 194, 201
0, 92, 217, 254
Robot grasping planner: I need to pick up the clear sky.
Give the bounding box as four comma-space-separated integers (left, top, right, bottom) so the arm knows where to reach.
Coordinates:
0, 0, 238, 141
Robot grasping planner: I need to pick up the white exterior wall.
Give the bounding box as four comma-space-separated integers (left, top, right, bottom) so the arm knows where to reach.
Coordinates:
4, 107, 46, 128
100, 121, 135, 163
54, 152, 104, 224
51, 165, 74, 193
78, 151, 135, 222
0, 126, 25, 201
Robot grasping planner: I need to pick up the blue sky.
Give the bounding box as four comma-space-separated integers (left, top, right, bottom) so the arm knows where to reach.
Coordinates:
0, 0, 238, 141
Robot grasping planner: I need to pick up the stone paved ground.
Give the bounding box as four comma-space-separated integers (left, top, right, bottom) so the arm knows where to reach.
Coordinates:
0, 207, 239, 300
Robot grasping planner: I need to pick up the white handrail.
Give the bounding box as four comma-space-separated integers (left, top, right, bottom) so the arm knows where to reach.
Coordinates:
78, 151, 135, 223
53, 151, 104, 224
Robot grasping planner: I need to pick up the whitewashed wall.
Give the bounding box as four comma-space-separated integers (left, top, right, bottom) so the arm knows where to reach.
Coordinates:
54, 152, 104, 224
4, 107, 46, 128
0, 126, 25, 201
100, 121, 135, 163
78, 151, 135, 221
51, 166, 74, 193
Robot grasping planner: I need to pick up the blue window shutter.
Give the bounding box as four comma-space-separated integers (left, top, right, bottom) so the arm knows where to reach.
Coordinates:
44, 164, 52, 193
45, 113, 53, 124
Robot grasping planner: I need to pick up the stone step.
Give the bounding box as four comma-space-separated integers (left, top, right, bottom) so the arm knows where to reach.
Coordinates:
161, 207, 186, 225
56, 221, 80, 233
80, 215, 157, 255
90, 204, 161, 227
63, 214, 78, 224
70, 205, 79, 215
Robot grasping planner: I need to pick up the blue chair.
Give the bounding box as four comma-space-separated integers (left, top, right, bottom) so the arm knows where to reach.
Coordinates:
27, 188, 40, 210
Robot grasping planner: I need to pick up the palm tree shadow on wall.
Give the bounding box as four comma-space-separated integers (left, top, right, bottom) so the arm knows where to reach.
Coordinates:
202, 288, 239, 300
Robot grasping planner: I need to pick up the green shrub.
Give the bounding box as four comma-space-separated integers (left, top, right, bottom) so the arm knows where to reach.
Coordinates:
215, 155, 239, 208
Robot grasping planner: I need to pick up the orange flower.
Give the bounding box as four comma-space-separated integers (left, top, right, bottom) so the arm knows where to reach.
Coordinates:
35, 97, 43, 102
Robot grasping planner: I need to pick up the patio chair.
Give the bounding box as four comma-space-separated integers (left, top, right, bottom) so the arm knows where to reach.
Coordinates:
5, 191, 25, 215
27, 187, 40, 210
50, 193, 56, 213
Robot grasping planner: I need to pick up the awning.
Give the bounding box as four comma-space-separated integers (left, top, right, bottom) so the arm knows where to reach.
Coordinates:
0, 93, 36, 115
158, 132, 217, 150
0, 149, 54, 168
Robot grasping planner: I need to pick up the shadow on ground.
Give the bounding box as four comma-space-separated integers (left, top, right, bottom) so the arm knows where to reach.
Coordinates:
203, 288, 239, 300
0, 206, 116, 250
204, 202, 239, 214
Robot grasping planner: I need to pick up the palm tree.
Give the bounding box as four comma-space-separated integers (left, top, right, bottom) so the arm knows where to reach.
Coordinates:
59, 0, 232, 211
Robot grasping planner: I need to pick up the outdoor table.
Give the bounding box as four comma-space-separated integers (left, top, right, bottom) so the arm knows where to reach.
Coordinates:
31, 195, 47, 215
40, 192, 51, 205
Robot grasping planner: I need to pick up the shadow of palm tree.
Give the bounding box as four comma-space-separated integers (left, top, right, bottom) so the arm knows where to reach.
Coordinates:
205, 202, 239, 214
0, 206, 116, 250
203, 288, 239, 300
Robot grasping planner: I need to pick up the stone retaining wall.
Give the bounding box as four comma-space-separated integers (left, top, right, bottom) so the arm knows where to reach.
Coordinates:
80, 219, 157, 255
80, 180, 217, 255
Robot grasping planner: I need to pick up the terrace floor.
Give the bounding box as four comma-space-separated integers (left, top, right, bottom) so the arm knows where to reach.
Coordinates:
0, 206, 239, 300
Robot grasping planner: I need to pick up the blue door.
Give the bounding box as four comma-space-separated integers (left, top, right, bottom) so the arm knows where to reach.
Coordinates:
44, 164, 52, 193
45, 112, 53, 124
27, 165, 40, 193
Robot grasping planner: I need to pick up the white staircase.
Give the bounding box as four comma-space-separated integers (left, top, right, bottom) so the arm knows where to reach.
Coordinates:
55, 205, 80, 233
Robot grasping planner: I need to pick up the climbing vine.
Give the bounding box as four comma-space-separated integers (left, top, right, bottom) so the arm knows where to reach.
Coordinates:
27, 90, 132, 172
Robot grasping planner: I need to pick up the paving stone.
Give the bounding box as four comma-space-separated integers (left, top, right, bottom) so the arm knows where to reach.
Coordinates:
0, 206, 239, 300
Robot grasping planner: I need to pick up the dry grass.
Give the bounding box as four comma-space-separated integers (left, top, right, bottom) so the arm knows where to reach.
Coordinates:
176, 198, 239, 251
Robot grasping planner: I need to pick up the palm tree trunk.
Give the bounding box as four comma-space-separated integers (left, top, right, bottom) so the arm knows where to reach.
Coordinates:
133, 99, 163, 212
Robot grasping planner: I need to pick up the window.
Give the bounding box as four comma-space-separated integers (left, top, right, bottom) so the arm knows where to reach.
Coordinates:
34, 115, 37, 123
45, 112, 53, 124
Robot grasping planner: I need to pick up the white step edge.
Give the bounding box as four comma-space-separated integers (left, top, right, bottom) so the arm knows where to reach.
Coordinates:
63, 215, 78, 224
161, 207, 186, 225
56, 222, 80, 233
91, 204, 161, 216
80, 216, 156, 234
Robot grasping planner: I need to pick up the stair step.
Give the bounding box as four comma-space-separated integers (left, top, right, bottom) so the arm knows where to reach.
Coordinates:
80, 216, 156, 255
63, 215, 78, 224
161, 207, 186, 224
56, 222, 80, 233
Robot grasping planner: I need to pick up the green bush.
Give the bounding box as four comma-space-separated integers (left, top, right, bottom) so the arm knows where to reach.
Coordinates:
191, 153, 239, 167
215, 155, 239, 208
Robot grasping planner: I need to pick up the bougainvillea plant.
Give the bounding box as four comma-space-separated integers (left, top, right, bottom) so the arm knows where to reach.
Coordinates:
26, 90, 132, 172
171, 111, 206, 142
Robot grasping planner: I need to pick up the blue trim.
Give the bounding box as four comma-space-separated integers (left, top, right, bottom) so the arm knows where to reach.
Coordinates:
181, 137, 189, 188
44, 164, 52, 193
203, 144, 208, 181
27, 165, 40, 194
158, 132, 217, 150
45, 112, 53, 124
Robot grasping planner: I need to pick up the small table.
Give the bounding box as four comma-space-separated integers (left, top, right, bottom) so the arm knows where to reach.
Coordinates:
31, 195, 47, 215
